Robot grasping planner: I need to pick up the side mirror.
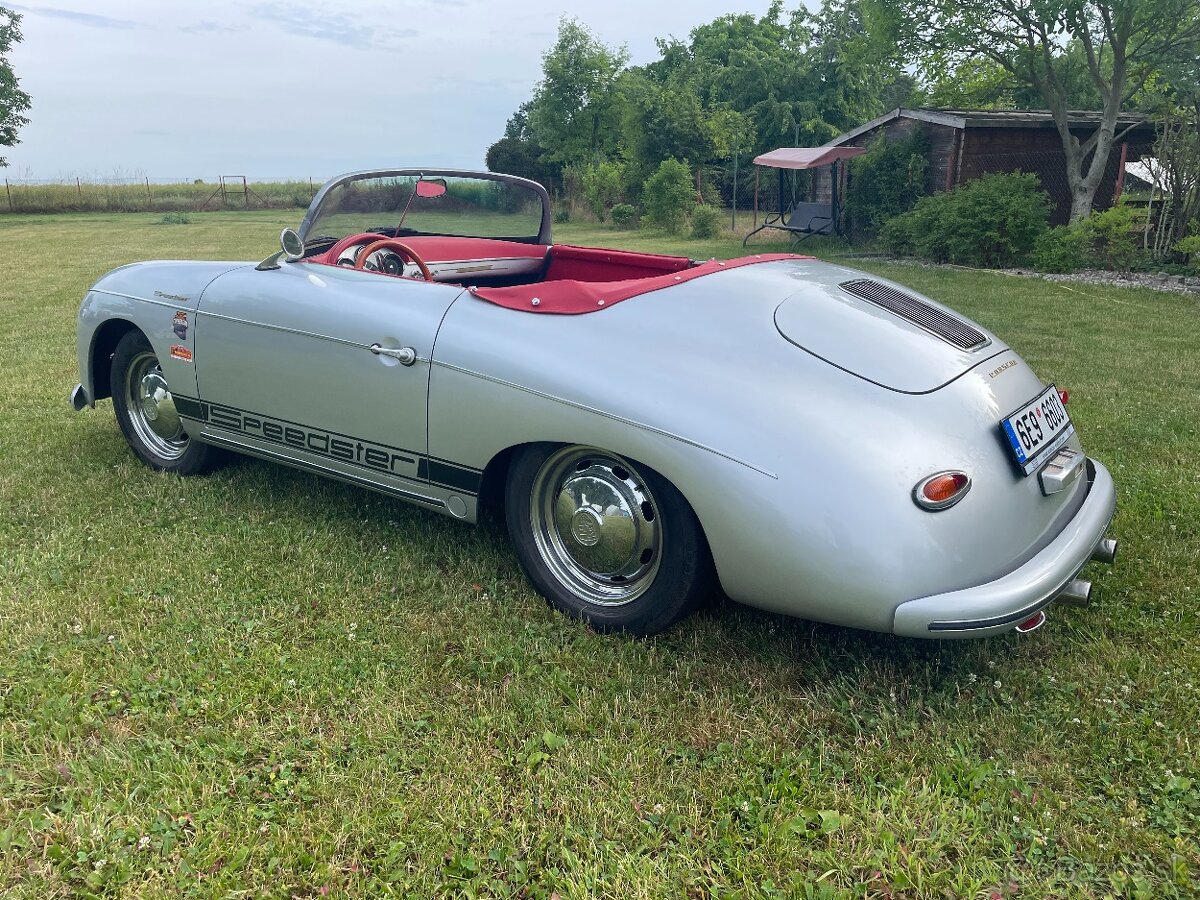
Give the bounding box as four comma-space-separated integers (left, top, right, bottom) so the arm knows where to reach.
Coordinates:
256, 227, 307, 271
280, 228, 305, 260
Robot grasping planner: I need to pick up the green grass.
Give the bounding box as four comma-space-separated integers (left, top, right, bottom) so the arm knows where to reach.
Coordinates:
1, 209, 1198, 898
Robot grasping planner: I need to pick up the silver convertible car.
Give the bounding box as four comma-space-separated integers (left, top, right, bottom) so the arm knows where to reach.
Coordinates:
72, 169, 1117, 638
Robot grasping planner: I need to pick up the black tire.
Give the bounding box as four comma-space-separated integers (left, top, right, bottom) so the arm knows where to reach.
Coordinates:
505, 443, 713, 636
110, 330, 217, 475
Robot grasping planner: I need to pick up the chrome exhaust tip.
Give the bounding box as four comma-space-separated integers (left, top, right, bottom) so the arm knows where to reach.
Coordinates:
1091, 537, 1118, 565
1057, 578, 1092, 608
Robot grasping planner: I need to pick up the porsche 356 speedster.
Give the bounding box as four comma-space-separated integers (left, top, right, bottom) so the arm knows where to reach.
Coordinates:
72, 169, 1117, 638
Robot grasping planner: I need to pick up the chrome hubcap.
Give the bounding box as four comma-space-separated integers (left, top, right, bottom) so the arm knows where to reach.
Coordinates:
125, 352, 188, 459
531, 447, 662, 606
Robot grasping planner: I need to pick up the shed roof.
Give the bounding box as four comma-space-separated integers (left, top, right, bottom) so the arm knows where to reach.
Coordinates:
751, 146, 866, 170
826, 107, 1156, 147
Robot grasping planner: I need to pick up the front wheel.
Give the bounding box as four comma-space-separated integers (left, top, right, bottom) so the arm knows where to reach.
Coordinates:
505, 444, 713, 635
110, 330, 217, 475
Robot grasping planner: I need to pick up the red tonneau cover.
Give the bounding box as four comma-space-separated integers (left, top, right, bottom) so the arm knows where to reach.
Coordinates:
471, 251, 809, 315
751, 146, 866, 170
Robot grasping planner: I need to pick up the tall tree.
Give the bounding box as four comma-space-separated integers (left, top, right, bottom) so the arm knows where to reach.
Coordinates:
528, 19, 628, 165
871, 0, 1200, 222
0, 6, 31, 167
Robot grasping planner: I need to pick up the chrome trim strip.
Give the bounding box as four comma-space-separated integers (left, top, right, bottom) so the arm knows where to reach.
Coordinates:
434, 361, 778, 479
92, 289, 192, 310
198, 430, 448, 509
925, 577, 1073, 631
195, 309, 431, 362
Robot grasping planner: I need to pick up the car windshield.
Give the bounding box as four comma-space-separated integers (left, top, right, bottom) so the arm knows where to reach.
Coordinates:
302, 172, 546, 244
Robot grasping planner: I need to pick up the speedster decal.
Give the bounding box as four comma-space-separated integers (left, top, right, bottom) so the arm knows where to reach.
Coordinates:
169, 344, 193, 361
173, 398, 482, 493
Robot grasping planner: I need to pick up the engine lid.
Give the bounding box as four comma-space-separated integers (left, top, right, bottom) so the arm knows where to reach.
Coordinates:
773, 269, 1006, 393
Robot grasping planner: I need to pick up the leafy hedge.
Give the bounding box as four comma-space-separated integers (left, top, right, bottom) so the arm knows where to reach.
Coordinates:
1031, 203, 1154, 273
846, 129, 929, 233
880, 173, 1050, 267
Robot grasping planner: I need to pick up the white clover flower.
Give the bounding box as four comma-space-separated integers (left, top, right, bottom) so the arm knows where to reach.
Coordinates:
287, 679, 296, 688
107, 634, 115, 643
967, 673, 977, 684
987, 660, 996, 669
137, 835, 151, 850
993, 680, 1002, 688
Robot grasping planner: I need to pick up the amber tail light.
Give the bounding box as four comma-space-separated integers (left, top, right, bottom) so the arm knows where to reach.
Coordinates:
913, 471, 972, 511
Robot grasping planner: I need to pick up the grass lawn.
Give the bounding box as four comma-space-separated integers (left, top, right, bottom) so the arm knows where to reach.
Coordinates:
1, 209, 1198, 898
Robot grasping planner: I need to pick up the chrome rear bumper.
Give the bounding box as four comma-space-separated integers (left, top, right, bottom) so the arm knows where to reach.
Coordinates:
892, 458, 1116, 638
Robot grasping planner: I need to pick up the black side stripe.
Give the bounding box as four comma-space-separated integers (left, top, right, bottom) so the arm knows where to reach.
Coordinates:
173, 396, 207, 421
418, 458, 484, 494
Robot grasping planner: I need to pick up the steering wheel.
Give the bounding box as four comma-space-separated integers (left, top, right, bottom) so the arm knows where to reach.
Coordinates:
353, 239, 434, 282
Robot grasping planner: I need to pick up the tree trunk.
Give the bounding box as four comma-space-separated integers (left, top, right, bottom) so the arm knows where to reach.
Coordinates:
1069, 186, 1098, 223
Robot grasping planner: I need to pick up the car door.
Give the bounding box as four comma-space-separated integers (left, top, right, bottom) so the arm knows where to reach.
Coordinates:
192, 260, 465, 496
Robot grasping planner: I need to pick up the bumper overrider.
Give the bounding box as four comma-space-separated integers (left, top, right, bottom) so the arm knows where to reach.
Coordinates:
893, 458, 1117, 638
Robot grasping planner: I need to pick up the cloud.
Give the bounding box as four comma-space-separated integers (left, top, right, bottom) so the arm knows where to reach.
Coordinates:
180, 21, 247, 35
248, 3, 412, 49
8, 4, 138, 29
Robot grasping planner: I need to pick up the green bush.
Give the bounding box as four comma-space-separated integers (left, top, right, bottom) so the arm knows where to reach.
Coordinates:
642, 159, 695, 233
847, 129, 929, 233
879, 173, 1051, 267
553, 204, 571, 224
1032, 225, 1090, 273
610, 203, 637, 229
690, 205, 722, 239
1176, 235, 1200, 258
1082, 203, 1144, 272
158, 213, 191, 225
879, 214, 916, 258
581, 161, 625, 222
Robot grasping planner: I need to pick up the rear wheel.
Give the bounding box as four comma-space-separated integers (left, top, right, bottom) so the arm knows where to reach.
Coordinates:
505, 443, 712, 635
110, 330, 216, 475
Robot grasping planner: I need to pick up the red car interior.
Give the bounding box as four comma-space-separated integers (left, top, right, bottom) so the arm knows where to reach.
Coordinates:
305, 233, 808, 314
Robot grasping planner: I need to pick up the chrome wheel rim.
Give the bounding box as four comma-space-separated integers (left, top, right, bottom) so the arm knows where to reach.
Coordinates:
124, 351, 187, 460
530, 447, 662, 606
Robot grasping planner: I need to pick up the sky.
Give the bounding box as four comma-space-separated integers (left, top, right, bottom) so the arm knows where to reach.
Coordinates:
5, 0, 783, 183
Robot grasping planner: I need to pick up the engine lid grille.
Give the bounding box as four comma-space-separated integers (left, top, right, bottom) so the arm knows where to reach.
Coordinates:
838, 278, 990, 351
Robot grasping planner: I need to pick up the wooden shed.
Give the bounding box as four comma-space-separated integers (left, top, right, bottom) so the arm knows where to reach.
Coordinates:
813, 107, 1158, 226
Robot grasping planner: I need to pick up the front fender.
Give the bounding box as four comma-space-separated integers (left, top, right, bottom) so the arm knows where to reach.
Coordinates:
75, 260, 250, 406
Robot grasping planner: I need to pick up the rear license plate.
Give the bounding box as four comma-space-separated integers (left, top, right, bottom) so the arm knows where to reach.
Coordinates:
1001, 384, 1074, 475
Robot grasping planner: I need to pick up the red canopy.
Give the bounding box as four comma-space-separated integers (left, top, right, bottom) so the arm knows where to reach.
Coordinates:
751, 146, 866, 170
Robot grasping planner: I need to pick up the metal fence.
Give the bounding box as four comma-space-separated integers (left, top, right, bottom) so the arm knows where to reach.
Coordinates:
0, 176, 321, 214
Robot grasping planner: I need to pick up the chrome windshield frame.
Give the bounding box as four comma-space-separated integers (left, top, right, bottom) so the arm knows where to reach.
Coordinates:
296, 169, 552, 245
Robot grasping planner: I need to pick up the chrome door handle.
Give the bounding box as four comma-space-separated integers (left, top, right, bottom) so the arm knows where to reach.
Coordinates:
369, 343, 417, 366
